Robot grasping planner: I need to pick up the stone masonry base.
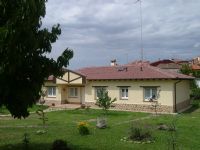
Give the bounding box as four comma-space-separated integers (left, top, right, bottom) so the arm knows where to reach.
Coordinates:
43, 100, 61, 106
85, 102, 174, 113
43, 100, 81, 106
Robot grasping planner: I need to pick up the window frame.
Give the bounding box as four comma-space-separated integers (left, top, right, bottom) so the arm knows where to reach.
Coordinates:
47, 86, 56, 97
143, 87, 158, 102
94, 87, 107, 100
69, 87, 78, 98
120, 87, 129, 100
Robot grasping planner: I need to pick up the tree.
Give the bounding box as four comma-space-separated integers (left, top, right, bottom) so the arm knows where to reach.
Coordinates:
96, 89, 116, 113
180, 64, 192, 75
180, 64, 198, 89
180, 64, 200, 78
0, 0, 73, 118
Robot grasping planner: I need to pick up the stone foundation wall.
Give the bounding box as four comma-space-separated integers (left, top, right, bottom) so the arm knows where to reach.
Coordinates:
43, 100, 81, 106
176, 99, 191, 112
43, 100, 61, 106
85, 102, 174, 113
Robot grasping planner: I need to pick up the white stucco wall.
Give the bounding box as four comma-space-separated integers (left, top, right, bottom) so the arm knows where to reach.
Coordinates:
43, 81, 59, 101
85, 80, 175, 106
175, 80, 190, 104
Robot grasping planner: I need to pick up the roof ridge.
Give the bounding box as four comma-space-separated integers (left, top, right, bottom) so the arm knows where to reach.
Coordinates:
77, 65, 129, 70
149, 65, 193, 78
147, 65, 177, 78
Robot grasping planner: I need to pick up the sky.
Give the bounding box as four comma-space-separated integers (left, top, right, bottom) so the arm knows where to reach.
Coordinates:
42, 0, 200, 69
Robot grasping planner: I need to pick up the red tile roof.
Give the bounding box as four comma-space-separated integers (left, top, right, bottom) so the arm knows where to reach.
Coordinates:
150, 59, 189, 67
150, 59, 175, 66
77, 64, 194, 80
191, 64, 200, 70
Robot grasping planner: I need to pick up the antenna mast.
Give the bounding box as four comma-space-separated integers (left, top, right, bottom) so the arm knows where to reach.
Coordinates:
139, 0, 143, 62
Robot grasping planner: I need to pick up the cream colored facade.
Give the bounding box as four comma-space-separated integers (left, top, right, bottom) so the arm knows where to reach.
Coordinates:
43, 70, 85, 105
43, 70, 191, 113
85, 80, 174, 106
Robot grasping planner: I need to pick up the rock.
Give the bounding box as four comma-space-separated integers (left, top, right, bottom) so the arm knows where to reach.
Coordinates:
96, 117, 107, 129
157, 124, 169, 130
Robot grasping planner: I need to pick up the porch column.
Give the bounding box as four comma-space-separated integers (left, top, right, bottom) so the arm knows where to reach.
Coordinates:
81, 87, 85, 104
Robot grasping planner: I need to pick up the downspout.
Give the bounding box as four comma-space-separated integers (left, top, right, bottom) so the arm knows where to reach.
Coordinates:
174, 80, 181, 113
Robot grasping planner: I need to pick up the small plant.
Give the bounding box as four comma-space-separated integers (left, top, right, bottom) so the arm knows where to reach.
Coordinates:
51, 139, 70, 150
129, 121, 154, 143
150, 101, 161, 115
77, 121, 90, 135
36, 109, 48, 129
167, 116, 179, 150
22, 133, 30, 150
96, 89, 116, 114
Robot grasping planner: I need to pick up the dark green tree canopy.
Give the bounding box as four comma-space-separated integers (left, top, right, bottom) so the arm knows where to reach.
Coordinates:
0, 0, 73, 118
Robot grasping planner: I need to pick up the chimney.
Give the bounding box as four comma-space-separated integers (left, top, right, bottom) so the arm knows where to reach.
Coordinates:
110, 59, 117, 66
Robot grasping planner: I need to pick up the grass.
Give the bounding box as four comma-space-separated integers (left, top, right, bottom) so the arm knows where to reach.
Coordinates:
0, 101, 200, 150
0, 105, 49, 115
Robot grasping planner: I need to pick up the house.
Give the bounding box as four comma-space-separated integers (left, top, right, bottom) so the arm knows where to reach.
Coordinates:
190, 57, 200, 87
43, 69, 86, 105
43, 62, 194, 113
150, 59, 189, 72
192, 56, 200, 65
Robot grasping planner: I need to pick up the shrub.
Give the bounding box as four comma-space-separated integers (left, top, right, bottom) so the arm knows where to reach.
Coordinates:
191, 88, 200, 99
96, 89, 116, 114
77, 121, 90, 135
51, 139, 70, 150
129, 121, 153, 142
36, 109, 48, 129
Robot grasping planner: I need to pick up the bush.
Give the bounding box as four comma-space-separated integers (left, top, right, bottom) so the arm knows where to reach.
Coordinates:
95, 89, 116, 113
51, 139, 70, 150
129, 121, 153, 142
77, 121, 90, 135
191, 88, 200, 99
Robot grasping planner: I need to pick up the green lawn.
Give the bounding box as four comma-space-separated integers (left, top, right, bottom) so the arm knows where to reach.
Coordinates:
0, 102, 200, 150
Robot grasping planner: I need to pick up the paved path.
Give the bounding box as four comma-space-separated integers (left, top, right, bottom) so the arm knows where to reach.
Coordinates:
112, 115, 154, 127
0, 104, 81, 117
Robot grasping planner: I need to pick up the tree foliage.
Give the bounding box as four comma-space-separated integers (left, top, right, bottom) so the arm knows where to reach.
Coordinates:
180, 64, 193, 75
180, 64, 200, 78
0, 0, 73, 118
96, 89, 116, 113
180, 64, 200, 99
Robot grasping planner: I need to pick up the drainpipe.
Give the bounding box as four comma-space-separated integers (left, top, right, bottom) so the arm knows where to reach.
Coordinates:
174, 80, 181, 113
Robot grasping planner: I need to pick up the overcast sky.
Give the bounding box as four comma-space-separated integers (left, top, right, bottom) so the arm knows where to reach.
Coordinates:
43, 0, 200, 69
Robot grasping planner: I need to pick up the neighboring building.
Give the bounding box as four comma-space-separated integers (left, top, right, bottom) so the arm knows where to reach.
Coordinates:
43, 63, 194, 113
191, 64, 200, 71
192, 56, 200, 65
191, 64, 200, 88
150, 59, 189, 72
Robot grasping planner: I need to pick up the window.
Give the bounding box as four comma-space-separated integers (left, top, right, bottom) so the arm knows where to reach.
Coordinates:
120, 87, 128, 100
95, 87, 106, 99
47, 87, 56, 97
69, 87, 78, 97
144, 87, 157, 101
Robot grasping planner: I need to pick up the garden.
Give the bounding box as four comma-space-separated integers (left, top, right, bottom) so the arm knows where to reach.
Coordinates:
0, 101, 200, 150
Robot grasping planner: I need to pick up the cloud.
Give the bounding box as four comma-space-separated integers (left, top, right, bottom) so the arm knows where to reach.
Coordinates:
43, 0, 200, 69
